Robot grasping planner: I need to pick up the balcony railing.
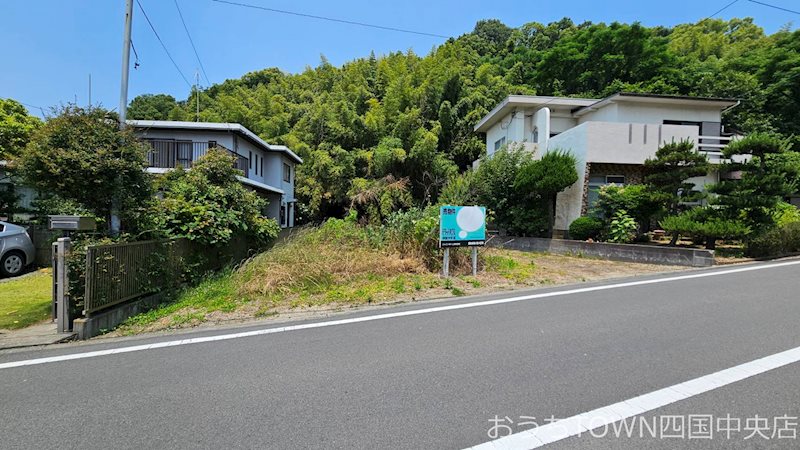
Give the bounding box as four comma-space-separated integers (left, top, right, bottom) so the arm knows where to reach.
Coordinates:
144, 139, 249, 177
698, 135, 734, 154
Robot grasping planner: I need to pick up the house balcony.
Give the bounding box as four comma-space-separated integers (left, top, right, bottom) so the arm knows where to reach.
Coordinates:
698, 135, 735, 164
143, 139, 249, 177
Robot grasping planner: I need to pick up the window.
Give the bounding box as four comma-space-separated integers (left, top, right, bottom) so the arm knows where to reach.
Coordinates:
208, 140, 217, 149
260, 157, 264, 178
176, 140, 192, 168
280, 203, 287, 227
606, 175, 626, 185
249, 151, 252, 170
493, 137, 506, 152
283, 163, 291, 182
254, 154, 259, 175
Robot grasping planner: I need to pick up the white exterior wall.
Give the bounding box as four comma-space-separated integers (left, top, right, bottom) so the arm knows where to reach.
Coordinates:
582, 122, 699, 164
579, 103, 722, 125
485, 112, 526, 156
531, 107, 550, 150
550, 115, 577, 135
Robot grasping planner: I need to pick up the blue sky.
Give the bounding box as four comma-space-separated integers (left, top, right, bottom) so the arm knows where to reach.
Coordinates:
1, 0, 796, 117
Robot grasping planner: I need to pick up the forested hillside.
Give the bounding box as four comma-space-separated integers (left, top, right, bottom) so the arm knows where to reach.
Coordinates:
127, 18, 800, 222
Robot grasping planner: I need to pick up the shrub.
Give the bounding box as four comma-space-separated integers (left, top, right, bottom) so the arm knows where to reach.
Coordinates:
660, 208, 750, 249
569, 216, 604, 240
348, 175, 413, 225
607, 210, 637, 243
594, 184, 662, 231
151, 148, 279, 247
746, 222, 800, 257
439, 170, 479, 205
514, 150, 579, 236
473, 145, 533, 233
774, 202, 800, 227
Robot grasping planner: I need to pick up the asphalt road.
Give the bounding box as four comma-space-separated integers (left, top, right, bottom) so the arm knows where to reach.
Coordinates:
2, 259, 800, 449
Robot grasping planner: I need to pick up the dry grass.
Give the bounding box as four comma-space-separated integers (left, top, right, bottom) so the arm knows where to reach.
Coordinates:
235, 227, 426, 299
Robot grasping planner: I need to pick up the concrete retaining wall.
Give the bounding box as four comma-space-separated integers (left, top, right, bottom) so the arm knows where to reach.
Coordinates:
73, 292, 166, 340
488, 236, 714, 267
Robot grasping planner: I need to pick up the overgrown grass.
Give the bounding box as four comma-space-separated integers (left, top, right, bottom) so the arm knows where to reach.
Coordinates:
0, 269, 53, 330
115, 220, 680, 334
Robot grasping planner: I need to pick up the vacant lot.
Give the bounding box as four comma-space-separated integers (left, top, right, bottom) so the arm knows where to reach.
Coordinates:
116, 245, 679, 336
0, 269, 52, 330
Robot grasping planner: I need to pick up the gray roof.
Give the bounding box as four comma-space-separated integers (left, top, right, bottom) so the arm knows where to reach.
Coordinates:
474, 92, 740, 132
127, 120, 303, 164
572, 92, 740, 116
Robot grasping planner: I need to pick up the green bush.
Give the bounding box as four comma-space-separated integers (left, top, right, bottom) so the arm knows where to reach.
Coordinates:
151, 148, 280, 247
594, 184, 662, 230
607, 210, 638, 243
568, 216, 604, 240
660, 208, 750, 249
472, 146, 533, 234
774, 202, 800, 227
746, 222, 800, 257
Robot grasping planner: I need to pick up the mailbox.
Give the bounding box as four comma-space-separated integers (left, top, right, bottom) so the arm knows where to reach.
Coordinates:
48, 215, 97, 231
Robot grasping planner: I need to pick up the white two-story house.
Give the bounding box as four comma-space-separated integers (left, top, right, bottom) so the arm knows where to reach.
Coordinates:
474, 92, 740, 235
129, 120, 302, 228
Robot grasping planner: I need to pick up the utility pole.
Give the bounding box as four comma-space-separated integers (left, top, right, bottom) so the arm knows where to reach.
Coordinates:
195, 69, 200, 122
118, 0, 133, 128
112, 0, 133, 236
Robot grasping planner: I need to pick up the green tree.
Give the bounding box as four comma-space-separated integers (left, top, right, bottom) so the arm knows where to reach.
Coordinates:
0, 98, 41, 160
514, 150, 579, 237
644, 139, 711, 243
473, 145, 533, 234
127, 94, 180, 121
710, 133, 796, 232
19, 106, 152, 232
151, 148, 279, 246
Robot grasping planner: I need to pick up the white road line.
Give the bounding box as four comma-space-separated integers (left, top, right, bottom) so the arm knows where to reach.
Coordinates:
1, 259, 799, 371
466, 345, 800, 450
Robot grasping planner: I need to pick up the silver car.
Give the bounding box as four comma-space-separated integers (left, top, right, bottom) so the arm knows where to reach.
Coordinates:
0, 221, 35, 277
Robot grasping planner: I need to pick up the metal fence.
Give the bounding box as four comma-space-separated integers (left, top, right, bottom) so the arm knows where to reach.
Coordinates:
83, 238, 190, 315
144, 139, 250, 177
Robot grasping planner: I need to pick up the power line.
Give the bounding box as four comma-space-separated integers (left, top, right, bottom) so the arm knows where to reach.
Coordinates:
211, 0, 450, 39
13, 101, 46, 117
130, 40, 141, 69
174, 0, 211, 85
136, 0, 193, 87
747, 0, 800, 15
708, 0, 740, 18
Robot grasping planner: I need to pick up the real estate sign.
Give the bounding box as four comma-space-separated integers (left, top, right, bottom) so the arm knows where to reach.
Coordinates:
439, 205, 486, 247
